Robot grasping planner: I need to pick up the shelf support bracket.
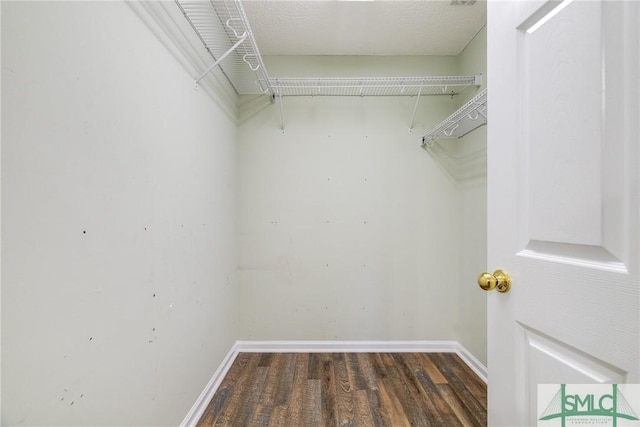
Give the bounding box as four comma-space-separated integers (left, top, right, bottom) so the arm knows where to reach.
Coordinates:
277, 88, 285, 133
408, 86, 423, 133
194, 34, 247, 89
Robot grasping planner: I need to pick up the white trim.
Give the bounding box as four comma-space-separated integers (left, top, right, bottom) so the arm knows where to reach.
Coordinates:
180, 340, 488, 425
235, 340, 459, 353
179, 343, 239, 427
455, 342, 488, 383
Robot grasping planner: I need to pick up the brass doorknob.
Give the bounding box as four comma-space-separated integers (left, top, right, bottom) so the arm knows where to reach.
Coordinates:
478, 270, 511, 293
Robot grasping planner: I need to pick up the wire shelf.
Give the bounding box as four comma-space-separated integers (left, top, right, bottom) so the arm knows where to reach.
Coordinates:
174, 0, 484, 133
267, 76, 480, 97
176, 0, 272, 95
421, 88, 487, 147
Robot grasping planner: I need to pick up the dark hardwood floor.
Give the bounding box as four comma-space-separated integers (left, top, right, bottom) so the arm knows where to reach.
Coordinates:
197, 352, 486, 427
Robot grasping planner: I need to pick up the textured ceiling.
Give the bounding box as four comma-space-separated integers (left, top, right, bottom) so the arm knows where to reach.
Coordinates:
243, 0, 487, 56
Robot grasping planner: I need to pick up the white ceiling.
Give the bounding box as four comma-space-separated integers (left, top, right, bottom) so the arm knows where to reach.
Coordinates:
242, 0, 487, 56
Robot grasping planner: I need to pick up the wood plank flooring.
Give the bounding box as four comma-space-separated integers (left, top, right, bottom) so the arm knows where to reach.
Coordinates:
197, 353, 486, 427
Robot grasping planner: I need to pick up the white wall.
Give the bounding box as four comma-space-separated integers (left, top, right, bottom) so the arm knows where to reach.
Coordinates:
238, 42, 488, 363
454, 26, 488, 365
2, 2, 237, 425
2, 3, 489, 424
237, 56, 465, 341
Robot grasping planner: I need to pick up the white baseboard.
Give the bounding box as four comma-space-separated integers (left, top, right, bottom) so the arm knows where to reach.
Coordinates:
180, 342, 239, 427
455, 342, 488, 383
234, 340, 459, 353
180, 340, 487, 426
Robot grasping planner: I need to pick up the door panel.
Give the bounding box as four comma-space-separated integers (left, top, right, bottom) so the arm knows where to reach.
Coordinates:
519, 0, 630, 262
522, 0, 602, 247
523, 324, 627, 426
487, 0, 639, 425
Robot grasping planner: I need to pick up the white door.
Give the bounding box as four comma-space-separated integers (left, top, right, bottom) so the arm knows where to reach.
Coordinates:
486, 0, 639, 426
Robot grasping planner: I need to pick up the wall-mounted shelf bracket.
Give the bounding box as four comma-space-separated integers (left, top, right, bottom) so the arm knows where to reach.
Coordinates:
408, 84, 424, 133
277, 87, 285, 133
421, 88, 487, 147
194, 34, 247, 89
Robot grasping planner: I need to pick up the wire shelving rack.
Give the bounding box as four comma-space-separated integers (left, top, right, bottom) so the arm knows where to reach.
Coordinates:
176, 0, 272, 95
421, 88, 488, 147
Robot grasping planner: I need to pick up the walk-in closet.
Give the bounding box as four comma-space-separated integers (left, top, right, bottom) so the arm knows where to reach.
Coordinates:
4, 0, 639, 426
